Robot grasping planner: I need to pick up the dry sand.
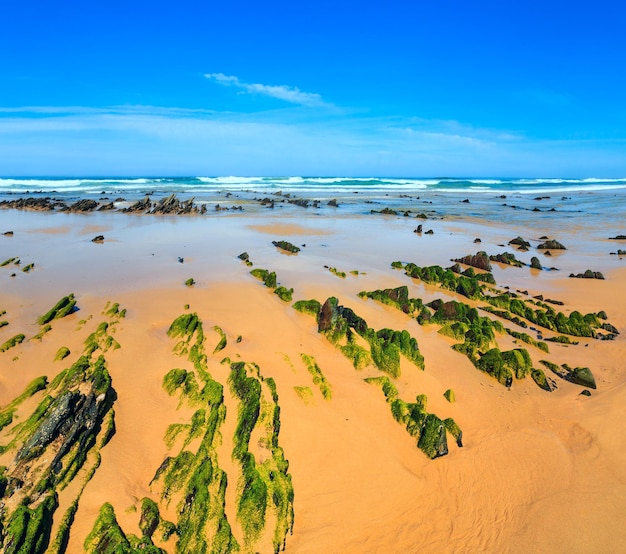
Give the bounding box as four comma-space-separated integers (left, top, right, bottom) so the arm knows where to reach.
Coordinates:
0, 209, 625, 553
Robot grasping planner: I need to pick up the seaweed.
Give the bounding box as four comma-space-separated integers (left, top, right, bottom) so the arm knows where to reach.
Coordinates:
212, 326, 227, 354
154, 314, 238, 552
339, 341, 372, 370
505, 329, 549, 352
228, 361, 294, 552
0, 376, 48, 432
328, 267, 346, 278
300, 354, 333, 400
365, 377, 461, 459
483, 293, 612, 338
293, 386, 314, 404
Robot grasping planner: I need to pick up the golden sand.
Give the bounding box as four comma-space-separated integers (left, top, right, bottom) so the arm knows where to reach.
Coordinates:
0, 210, 625, 552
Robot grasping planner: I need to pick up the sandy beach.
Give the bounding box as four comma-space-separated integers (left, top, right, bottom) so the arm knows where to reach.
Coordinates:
1, 201, 625, 553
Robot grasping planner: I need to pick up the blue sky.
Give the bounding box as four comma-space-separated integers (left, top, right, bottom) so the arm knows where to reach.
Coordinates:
1, 0, 625, 176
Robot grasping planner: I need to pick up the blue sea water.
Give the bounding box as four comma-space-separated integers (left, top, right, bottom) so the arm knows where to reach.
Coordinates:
0, 176, 625, 229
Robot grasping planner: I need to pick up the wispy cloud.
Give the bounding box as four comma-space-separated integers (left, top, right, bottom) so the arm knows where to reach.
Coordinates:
204, 73, 329, 108
1, 104, 625, 177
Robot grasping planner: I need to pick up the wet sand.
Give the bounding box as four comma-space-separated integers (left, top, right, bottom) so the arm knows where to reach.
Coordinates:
0, 208, 625, 553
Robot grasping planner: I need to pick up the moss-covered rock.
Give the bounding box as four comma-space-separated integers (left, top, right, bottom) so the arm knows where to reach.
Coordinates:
250, 268, 277, 289
139, 497, 160, 538
37, 294, 77, 325
537, 239, 566, 250
443, 389, 455, 403
531, 368, 552, 391
453, 251, 492, 271
292, 299, 321, 317
274, 286, 294, 302
272, 240, 300, 253
0, 333, 25, 352
570, 366, 596, 389
84, 503, 132, 553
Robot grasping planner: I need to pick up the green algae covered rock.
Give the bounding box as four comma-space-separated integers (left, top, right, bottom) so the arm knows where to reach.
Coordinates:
531, 368, 552, 391
84, 503, 132, 553
293, 299, 321, 317
272, 240, 300, 253
571, 366, 596, 389
3, 492, 58, 554
443, 389, 455, 403
444, 417, 463, 447
250, 268, 277, 288
37, 294, 77, 325
418, 414, 449, 459
477, 348, 513, 387
0, 333, 25, 352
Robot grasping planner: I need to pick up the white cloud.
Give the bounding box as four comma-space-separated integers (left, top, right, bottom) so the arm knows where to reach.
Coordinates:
204, 73, 328, 107
1, 105, 625, 177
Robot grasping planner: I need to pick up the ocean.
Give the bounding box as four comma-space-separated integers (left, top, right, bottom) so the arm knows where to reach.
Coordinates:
1, 176, 625, 230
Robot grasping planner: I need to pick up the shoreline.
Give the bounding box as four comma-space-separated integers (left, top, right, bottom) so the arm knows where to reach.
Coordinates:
0, 205, 625, 552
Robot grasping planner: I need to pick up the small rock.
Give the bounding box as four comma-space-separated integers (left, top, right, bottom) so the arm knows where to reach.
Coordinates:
91, 235, 105, 243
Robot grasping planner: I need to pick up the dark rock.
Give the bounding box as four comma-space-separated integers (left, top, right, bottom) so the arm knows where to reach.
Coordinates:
569, 270, 605, 280
237, 252, 249, 262
537, 239, 566, 250
0, 197, 68, 211
474, 238, 481, 243
178, 257, 184, 264
122, 196, 152, 213
530, 256, 542, 270
70, 199, 98, 212
453, 251, 492, 271
414, 224, 423, 233
371, 207, 398, 215
3, 231, 13, 236
580, 390, 592, 397
489, 252, 524, 267
571, 367, 596, 389
461, 198, 470, 203
327, 199, 339, 207
508, 236, 531, 249
149, 193, 201, 215
608, 235, 626, 240
544, 251, 552, 256
425, 229, 434, 235
91, 235, 105, 243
